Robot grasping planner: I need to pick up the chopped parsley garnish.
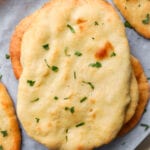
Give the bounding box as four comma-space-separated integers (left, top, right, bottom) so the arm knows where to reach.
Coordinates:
89, 62, 102, 68
44, 59, 51, 68
144, 108, 147, 113
147, 77, 150, 80
67, 24, 75, 33
0, 74, 2, 80
35, 118, 40, 123
0, 145, 3, 150
76, 122, 85, 127
73, 71, 76, 79
80, 97, 87, 103
142, 14, 150, 24
44, 59, 59, 72
65, 129, 69, 142
65, 107, 69, 110
124, 21, 132, 29
0, 130, 8, 137
140, 123, 149, 131
5, 54, 10, 59
66, 129, 69, 133
64, 47, 71, 56
31, 98, 39, 103
82, 81, 94, 90
54, 96, 58, 100
64, 97, 70, 100
110, 52, 116, 57
65, 106, 75, 114
27, 80, 35, 86
94, 21, 99, 25
70, 107, 75, 113
42, 44, 49, 50
52, 66, 59, 72
74, 51, 82, 56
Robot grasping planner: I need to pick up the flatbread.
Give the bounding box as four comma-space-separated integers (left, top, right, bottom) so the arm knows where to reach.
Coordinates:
119, 56, 149, 136
9, 0, 139, 131
0, 83, 21, 150
113, 0, 150, 38
17, 0, 132, 149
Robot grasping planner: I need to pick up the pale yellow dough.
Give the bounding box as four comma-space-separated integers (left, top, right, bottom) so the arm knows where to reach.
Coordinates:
18, 0, 133, 149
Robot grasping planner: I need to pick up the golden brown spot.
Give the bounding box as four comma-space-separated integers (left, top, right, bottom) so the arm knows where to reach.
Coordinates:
92, 113, 96, 119
77, 19, 87, 24
95, 41, 114, 60
90, 99, 96, 104
89, 108, 93, 112
77, 145, 84, 150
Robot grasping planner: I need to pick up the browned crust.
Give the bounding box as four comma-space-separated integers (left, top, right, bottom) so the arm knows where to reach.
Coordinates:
0, 83, 21, 150
119, 56, 150, 136
113, 0, 150, 39
9, 2, 149, 137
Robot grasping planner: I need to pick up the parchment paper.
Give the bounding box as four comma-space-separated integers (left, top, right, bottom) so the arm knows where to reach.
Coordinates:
0, 0, 149, 150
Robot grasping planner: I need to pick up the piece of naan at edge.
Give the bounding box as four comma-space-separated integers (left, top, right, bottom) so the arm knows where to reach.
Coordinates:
0, 83, 21, 150
17, 0, 132, 149
113, 0, 150, 38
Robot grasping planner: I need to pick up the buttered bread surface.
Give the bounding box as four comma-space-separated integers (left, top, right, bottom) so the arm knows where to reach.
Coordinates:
17, 0, 132, 149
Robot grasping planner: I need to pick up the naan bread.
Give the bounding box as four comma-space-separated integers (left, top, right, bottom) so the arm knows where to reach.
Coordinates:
124, 72, 139, 123
113, 0, 150, 38
10, 0, 139, 131
17, 0, 132, 149
119, 56, 149, 136
0, 83, 21, 150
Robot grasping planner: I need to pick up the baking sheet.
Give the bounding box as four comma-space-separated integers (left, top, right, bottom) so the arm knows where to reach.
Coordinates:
0, 0, 149, 149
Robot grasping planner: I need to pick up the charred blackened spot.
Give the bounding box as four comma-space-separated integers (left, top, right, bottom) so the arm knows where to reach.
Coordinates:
95, 42, 114, 60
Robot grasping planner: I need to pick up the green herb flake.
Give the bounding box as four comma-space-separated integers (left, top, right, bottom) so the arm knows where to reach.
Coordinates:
64, 47, 71, 57
0, 74, 2, 80
94, 21, 99, 25
52, 66, 59, 72
89, 62, 102, 68
66, 129, 69, 133
147, 77, 150, 80
67, 24, 75, 33
70, 106, 75, 114
140, 123, 150, 131
65, 107, 69, 110
66, 135, 68, 141
44, 59, 51, 69
0, 130, 8, 137
76, 122, 85, 127
64, 97, 70, 100
142, 14, 150, 24
82, 81, 94, 90
73, 71, 76, 79
42, 44, 49, 50
124, 21, 132, 29
35, 118, 40, 123
5, 54, 10, 59
74, 51, 82, 56
110, 52, 116, 57
144, 108, 147, 113
80, 97, 87, 103
27, 80, 35, 86
31, 98, 39, 103
54, 96, 59, 100
0, 145, 3, 150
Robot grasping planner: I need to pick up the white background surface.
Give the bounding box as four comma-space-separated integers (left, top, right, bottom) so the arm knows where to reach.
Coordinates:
0, 0, 149, 149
